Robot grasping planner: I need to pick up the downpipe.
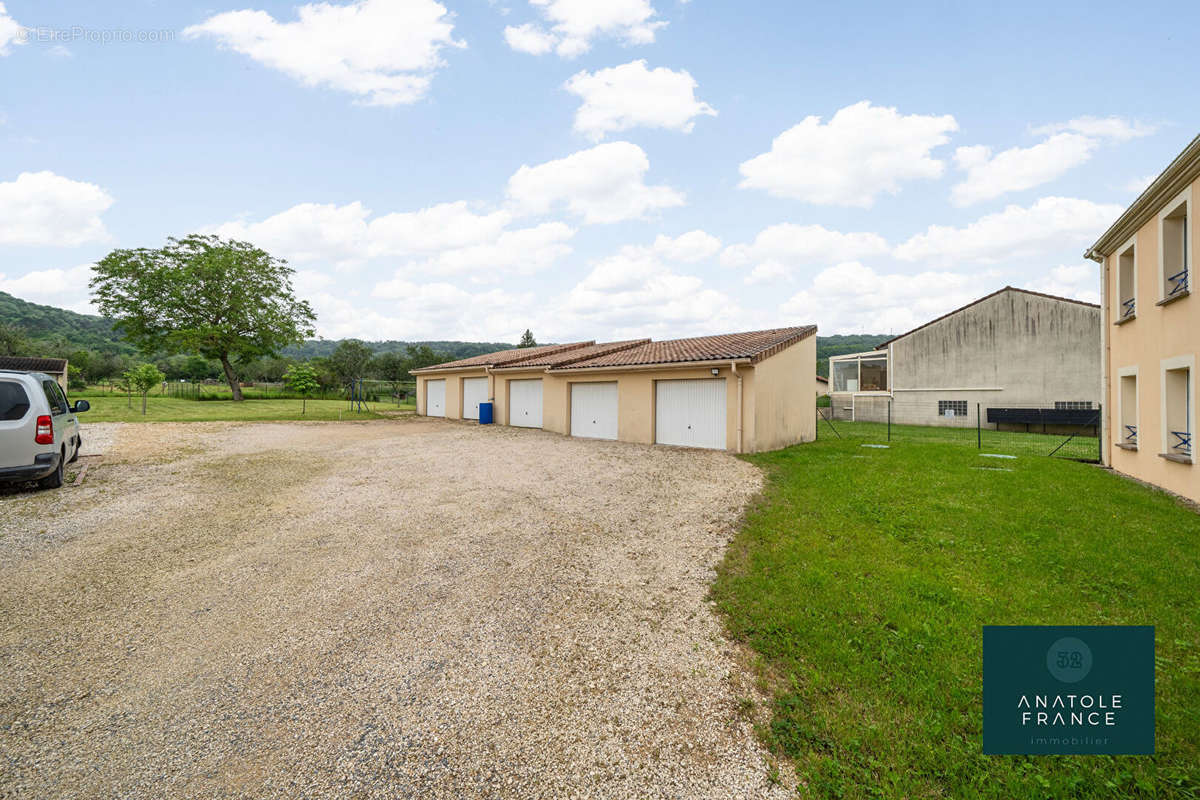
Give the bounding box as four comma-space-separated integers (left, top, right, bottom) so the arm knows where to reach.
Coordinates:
731, 361, 743, 454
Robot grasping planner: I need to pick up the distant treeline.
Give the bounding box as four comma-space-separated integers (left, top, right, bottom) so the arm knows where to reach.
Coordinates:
816, 334, 891, 377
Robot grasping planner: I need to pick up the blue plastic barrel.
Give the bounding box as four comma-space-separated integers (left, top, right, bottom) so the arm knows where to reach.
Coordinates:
479, 401, 494, 424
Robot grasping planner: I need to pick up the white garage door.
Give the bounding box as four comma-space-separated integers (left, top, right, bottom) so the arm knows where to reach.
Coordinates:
508, 379, 543, 428
462, 377, 488, 420
655, 379, 727, 450
426, 379, 446, 417
570, 382, 618, 440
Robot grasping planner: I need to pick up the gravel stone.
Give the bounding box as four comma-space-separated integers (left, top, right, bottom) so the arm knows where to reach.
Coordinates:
0, 418, 790, 798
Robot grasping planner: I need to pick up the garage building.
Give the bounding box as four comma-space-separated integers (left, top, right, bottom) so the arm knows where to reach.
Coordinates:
413, 326, 817, 453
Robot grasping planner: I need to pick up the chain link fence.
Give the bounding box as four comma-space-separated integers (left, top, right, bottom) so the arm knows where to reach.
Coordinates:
817, 396, 1102, 461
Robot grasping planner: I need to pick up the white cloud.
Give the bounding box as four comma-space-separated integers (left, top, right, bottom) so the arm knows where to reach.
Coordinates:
950, 133, 1098, 206
738, 101, 958, 207
0, 171, 114, 246
507, 141, 684, 224
0, 2, 23, 56
894, 197, 1124, 265
780, 261, 981, 335
503, 22, 556, 54
0, 264, 97, 313
1032, 116, 1156, 143
1025, 263, 1101, 305
183, 0, 464, 106
561, 244, 741, 339
333, 279, 535, 340
721, 223, 890, 283
564, 60, 716, 141
208, 200, 573, 278
401, 221, 575, 278
504, 0, 664, 58
208, 201, 372, 267
367, 202, 512, 255
651, 230, 720, 262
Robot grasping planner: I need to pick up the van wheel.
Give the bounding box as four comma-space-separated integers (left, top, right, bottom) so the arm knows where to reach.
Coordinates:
39, 452, 65, 490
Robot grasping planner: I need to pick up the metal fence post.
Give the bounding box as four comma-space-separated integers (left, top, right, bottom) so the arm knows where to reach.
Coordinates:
887, 398, 892, 442
977, 403, 981, 449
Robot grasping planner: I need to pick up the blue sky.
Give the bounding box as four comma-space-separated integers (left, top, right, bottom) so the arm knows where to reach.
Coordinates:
1, 0, 1197, 343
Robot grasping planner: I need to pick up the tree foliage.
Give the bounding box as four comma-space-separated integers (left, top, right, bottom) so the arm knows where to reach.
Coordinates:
123, 363, 165, 415
518, 329, 537, 348
283, 363, 320, 414
91, 235, 316, 401
327, 339, 374, 385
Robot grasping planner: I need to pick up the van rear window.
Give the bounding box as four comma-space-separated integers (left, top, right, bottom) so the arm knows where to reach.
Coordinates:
0, 381, 31, 421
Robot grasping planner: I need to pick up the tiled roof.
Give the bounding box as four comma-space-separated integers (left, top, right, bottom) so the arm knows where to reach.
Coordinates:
551, 326, 817, 370
491, 339, 650, 370
0, 356, 68, 373
411, 341, 592, 373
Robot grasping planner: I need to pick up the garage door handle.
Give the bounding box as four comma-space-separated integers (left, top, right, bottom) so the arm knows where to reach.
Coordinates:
687, 425, 692, 429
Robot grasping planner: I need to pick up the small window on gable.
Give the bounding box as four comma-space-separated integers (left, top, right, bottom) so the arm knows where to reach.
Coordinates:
938, 400, 967, 417
1160, 193, 1190, 301
1117, 243, 1136, 320
1163, 366, 1192, 462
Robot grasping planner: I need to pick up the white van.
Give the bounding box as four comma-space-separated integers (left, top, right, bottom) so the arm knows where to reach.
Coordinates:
0, 371, 88, 489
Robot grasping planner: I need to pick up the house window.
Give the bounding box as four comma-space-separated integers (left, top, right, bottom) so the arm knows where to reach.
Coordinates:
1163, 365, 1192, 462
1118, 374, 1137, 449
1160, 192, 1190, 301
1117, 242, 1136, 320
831, 359, 858, 392
1054, 401, 1093, 410
938, 400, 968, 417
858, 356, 888, 391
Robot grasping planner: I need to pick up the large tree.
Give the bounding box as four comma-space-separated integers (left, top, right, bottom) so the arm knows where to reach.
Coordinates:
91, 235, 316, 401
328, 339, 374, 386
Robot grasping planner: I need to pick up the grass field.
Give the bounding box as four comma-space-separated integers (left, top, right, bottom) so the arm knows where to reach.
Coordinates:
820, 417, 1103, 461
77, 394, 402, 423
714, 437, 1199, 799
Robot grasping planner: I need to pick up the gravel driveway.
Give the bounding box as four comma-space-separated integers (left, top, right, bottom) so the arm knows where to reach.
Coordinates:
0, 418, 790, 798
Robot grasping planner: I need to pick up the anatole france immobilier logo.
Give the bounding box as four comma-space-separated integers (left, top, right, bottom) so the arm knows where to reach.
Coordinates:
983, 626, 1155, 755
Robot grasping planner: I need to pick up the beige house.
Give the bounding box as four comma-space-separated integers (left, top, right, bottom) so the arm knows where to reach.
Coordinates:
412, 326, 817, 453
1086, 134, 1198, 503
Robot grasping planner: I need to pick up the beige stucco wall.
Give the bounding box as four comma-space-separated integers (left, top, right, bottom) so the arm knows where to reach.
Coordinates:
415, 368, 488, 419
416, 337, 817, 453
750, 334, 816, 451
1104, 175, 1199, 503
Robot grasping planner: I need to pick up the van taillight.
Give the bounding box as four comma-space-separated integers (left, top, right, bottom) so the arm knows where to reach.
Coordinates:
35, 415, 53, 444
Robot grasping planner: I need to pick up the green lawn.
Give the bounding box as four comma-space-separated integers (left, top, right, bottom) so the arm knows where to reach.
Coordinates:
77, 394, 402, 422
820, 418, 1103, 461
714, 437, 1200, 799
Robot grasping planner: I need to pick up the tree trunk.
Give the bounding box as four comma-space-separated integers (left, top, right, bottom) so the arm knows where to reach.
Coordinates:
220, 355, 243, 401
141, 392, 147, 415
302, 396, 306, 415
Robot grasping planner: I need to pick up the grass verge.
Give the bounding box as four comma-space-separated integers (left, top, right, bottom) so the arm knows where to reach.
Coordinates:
713, 436, 1199, 798
77, 395, 395, 423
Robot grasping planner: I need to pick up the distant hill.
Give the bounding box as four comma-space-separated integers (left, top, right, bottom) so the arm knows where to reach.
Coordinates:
0, 291, 516, 362
0, 291, 131, 354
816, 334, 890, 377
